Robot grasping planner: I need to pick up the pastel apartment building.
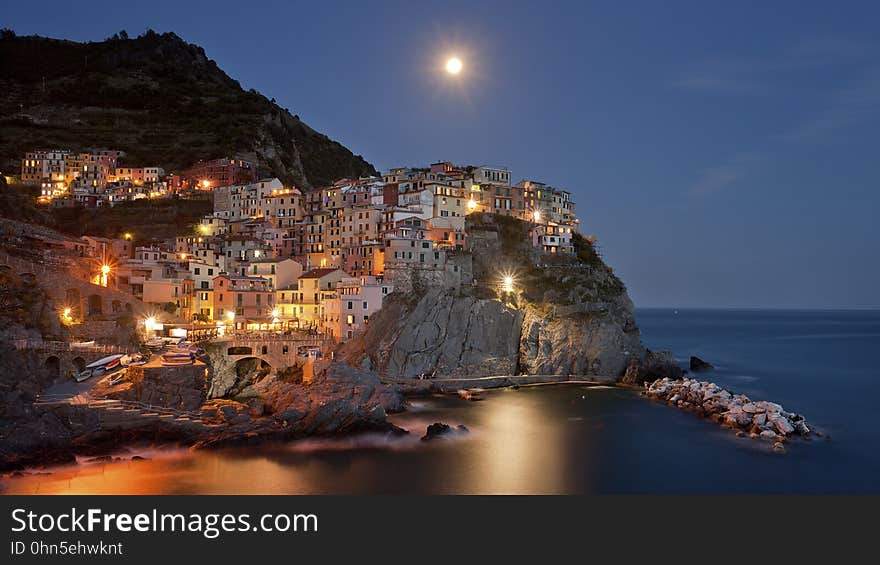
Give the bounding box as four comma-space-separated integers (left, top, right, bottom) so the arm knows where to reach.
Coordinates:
322, 276, 393, 340
213, 274, 275, 322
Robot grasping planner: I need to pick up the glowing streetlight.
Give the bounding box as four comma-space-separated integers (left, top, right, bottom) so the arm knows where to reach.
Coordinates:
467, 199, 477, 211
502, 275, 515, 293
62, 307, 72, 318
226, 311, 236, 322
199, 224, 211, 235
144, 317, 156, 333
533, 210, 541, 222
201, 179, 211, 189
123, 232, 133, 240
99, 264, 111, 287
445, 57, 463, 75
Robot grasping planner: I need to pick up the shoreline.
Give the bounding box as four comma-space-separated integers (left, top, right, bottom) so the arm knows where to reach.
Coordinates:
386, 374, 619, 395
1, 375, 617, 475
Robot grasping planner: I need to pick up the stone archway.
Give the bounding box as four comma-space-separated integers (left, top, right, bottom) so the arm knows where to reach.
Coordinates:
44, 356, 61, 379
72, 357, 86, 372
234, 356, 273, 379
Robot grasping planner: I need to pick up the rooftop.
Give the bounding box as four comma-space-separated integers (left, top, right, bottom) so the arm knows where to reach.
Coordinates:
300, 268, 343, 279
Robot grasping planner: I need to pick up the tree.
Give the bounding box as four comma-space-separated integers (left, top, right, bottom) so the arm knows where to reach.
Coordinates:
0, 28, 15, 40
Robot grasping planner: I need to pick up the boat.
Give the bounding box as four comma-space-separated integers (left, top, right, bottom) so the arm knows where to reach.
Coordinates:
172, 344, 205, 357
160, 352, 195, 366
73, 368, 94, 382
85, 354, 124, 370
120, 353, 146, 366
145, 338, 166, 350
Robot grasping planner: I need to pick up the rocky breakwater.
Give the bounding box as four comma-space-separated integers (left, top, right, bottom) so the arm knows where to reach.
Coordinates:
644, 377, 814, 451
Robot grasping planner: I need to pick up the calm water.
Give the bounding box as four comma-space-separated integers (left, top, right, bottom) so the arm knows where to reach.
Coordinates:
3, 309, 879, 494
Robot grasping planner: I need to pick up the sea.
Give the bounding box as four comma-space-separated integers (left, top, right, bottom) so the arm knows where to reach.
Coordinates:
3, 308, 878, 494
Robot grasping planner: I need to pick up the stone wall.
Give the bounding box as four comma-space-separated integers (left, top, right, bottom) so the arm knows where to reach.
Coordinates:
385, 253, 473, 294
125, 363, 209, 411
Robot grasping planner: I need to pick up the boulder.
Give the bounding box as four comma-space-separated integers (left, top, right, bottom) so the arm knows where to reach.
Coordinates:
622, 350, 683, 385
773, 417, 795, 436
421, 422, 469, 441
689, 356, 714, 372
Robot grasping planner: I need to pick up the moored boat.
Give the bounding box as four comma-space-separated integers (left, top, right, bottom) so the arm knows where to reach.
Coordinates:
160, 351, 195, 366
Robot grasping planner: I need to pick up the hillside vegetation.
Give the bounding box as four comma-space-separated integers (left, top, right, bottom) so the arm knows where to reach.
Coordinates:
0, 30, 376, 188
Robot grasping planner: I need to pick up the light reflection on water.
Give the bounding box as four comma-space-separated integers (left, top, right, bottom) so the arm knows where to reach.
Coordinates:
1, 387, 602, 495
5, 309, 879, 494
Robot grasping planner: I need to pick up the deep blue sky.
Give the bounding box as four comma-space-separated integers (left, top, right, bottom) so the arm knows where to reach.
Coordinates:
5, 1, 879, 308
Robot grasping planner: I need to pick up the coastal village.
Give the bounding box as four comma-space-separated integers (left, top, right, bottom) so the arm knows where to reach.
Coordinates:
3, 148, 815, 457
12, 149, 579, 345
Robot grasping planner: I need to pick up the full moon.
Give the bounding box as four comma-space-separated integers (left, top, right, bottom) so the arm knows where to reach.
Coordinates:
445, 57, 463, 75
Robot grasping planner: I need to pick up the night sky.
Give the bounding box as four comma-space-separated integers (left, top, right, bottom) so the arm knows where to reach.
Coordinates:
5, 1, 879, 309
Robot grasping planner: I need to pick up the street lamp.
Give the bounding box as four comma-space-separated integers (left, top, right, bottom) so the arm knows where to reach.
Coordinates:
100, 264, 111, 287
501, 275, 515, 293
467, 199, 477, 211
533, 210, 541, 222
144, 317, 156, 333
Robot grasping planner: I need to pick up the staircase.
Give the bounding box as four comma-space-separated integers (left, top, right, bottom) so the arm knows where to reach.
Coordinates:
34, 394, 220, 430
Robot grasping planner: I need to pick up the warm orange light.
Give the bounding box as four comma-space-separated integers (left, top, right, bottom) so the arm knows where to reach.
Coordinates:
101, 264, 111, 275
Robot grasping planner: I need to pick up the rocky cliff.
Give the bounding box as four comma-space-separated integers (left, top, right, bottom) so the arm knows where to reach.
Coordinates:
0, 30, 376, 188
338, 214, 645, 379
339, 287, 524, 378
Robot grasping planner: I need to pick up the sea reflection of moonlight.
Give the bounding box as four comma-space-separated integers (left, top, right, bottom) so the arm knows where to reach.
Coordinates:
445, 57, 463, 74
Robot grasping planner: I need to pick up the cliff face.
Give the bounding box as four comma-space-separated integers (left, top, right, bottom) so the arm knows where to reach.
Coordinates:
0, 31, 377, 187
339, 288, 523, 378
338, 214, 645, 379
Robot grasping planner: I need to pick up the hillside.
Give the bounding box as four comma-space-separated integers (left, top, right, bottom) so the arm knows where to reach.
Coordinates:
0, 30, 377, 188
